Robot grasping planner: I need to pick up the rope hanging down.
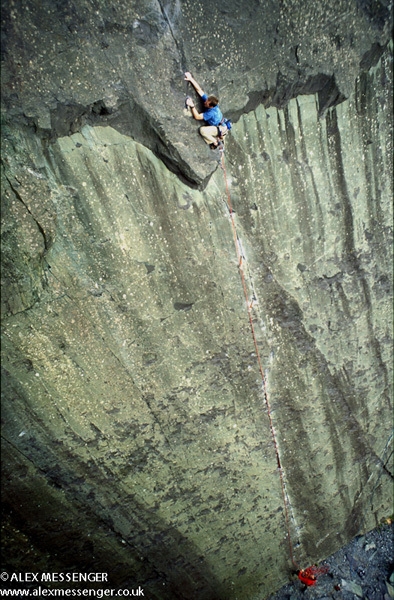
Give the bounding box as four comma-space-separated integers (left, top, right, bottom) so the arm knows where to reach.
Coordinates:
219, 150, 329, 587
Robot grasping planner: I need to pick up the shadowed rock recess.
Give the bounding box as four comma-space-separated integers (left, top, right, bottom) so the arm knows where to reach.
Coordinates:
1, 0, 393, 598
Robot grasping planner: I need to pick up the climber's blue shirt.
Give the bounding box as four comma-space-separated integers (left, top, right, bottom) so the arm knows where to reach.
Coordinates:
201, 93, 223, 126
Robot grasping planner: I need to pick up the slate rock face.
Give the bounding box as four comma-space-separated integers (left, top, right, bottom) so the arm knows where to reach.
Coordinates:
1, 0, 391, 184
1, 1, 393, 599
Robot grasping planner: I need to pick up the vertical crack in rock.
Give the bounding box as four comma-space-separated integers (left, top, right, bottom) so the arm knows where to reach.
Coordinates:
156, 0, 188, 72
5, 174, 49, 252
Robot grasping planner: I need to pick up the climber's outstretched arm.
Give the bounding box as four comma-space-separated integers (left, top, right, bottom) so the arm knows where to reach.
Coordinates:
184, 72, 205, 120
184, 72, 204, 97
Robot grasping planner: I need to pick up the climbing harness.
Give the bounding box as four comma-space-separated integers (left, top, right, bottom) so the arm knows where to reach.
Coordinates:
219, 150, 330, 587
217, 118, 232, 139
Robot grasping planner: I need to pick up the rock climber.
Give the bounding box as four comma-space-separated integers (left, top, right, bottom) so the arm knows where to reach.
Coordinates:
184, 71, 231, 149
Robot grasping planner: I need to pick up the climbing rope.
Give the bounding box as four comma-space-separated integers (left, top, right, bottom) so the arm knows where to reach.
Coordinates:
219, 150, 298, 569
219, 149, 329, 586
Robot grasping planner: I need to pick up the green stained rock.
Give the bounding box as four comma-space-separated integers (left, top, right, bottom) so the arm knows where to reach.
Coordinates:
1, 2, 392, 598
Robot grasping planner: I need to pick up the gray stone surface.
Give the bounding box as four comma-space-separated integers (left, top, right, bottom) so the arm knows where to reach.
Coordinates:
1, 0, 392, 184
267, 522, 393, 599
1, 1, 393, 599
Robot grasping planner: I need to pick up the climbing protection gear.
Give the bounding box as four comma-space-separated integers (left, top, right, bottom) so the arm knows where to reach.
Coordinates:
221, 117, 232, 131
217, 118, 232, 141
219, 150, 330, 588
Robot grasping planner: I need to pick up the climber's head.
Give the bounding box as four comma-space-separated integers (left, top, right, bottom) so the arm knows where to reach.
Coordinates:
204, 95, 219, 108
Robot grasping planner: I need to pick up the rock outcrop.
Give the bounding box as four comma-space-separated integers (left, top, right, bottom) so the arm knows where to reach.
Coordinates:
1, 1, 393, 598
